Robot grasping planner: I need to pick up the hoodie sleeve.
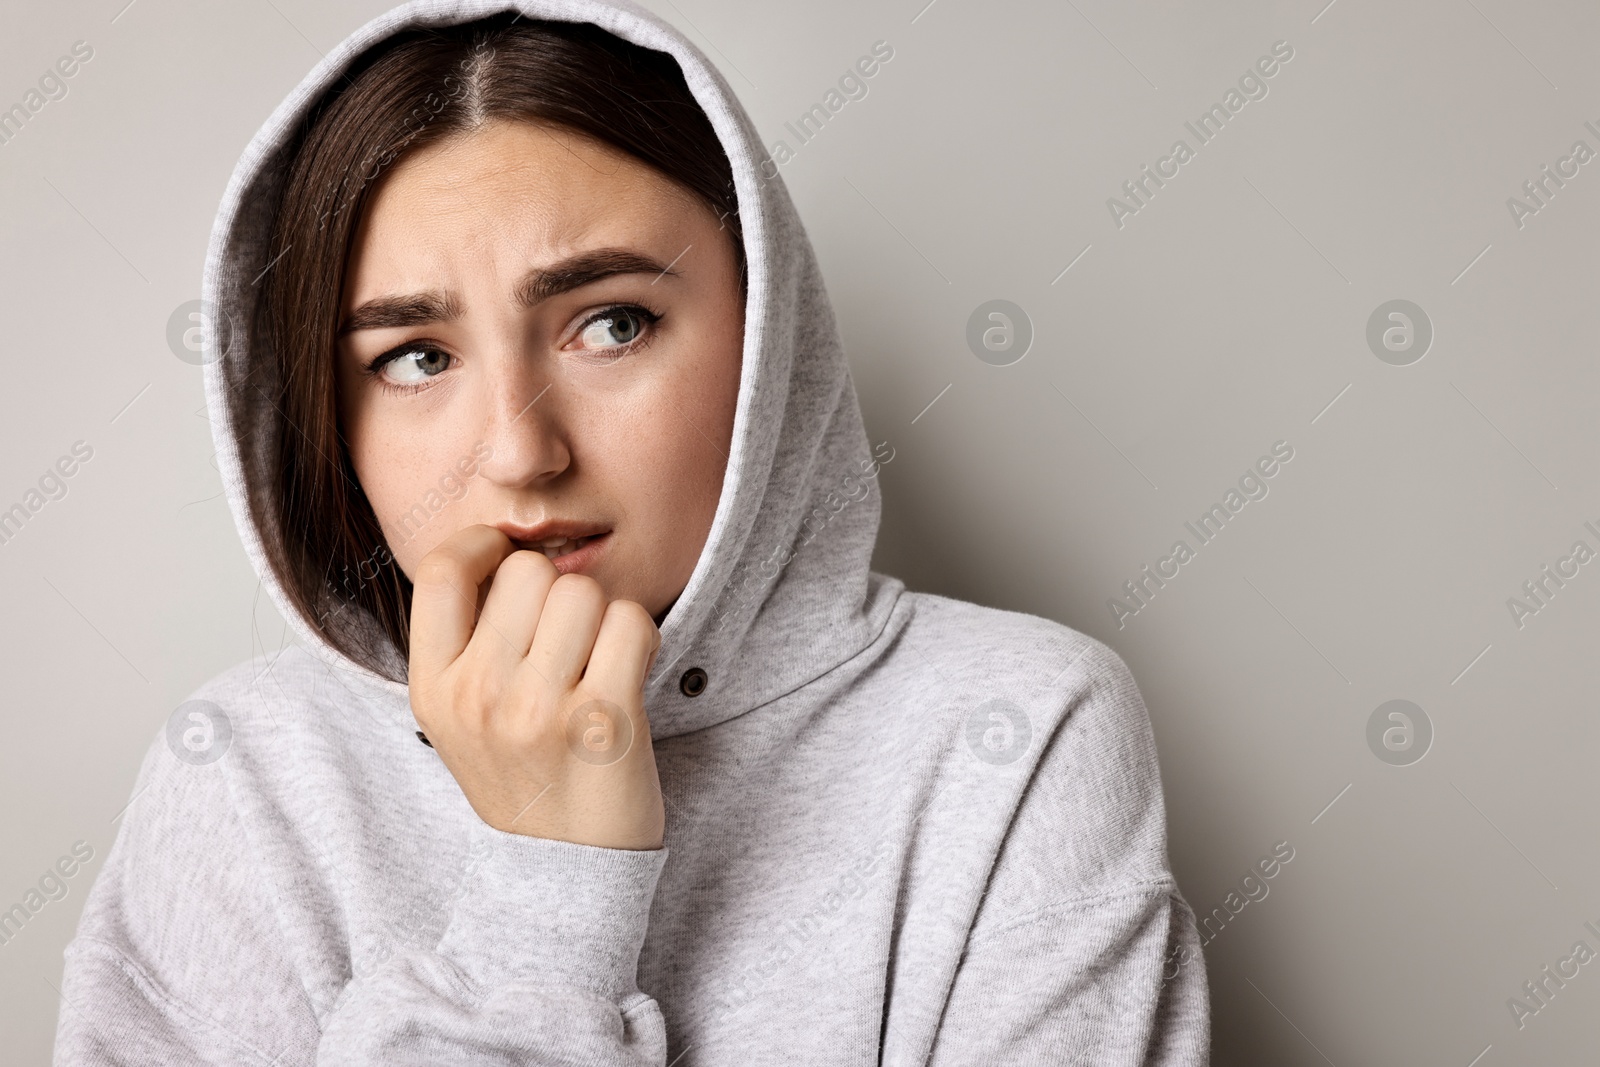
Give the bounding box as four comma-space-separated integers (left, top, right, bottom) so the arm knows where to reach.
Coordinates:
924, 638, 1211, 1065
925, 885, 1210, 1065
313, 827, 670, 1065
53, 725, 671, 1066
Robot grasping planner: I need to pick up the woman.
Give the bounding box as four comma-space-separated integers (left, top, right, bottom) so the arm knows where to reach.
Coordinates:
56, 2, 1211, 1062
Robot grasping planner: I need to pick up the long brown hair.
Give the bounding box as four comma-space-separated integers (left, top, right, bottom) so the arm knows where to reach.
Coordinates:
245, 12, 743, 681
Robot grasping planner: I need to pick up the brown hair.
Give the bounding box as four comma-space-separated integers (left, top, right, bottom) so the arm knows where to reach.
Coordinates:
244, 12, 743, 681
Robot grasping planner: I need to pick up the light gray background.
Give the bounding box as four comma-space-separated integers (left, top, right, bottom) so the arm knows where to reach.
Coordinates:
2, 0, 1595, 1062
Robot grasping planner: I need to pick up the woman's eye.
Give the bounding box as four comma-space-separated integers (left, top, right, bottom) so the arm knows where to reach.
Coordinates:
577, 307, 656, 350
376, 346, 451, 383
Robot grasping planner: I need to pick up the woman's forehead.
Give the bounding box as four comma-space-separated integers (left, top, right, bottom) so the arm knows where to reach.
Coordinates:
377, 120, 685, 210
350, 121, 706, 258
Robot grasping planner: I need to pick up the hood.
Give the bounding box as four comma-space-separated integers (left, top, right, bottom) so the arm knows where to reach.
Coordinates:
200, 0, 899, 740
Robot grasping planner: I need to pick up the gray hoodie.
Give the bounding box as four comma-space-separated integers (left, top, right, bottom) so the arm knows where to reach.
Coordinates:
54, 1, 1211, 1062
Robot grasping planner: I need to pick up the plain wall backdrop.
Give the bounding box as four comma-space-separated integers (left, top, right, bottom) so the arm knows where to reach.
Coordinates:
3, 0, 1597, 1062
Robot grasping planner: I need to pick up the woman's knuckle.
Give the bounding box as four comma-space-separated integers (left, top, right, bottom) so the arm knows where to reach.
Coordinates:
413, 550, 463, 587
552, 572, 604, 603
606, 598, 654, 630
457, 670, 503, 716
499, 550, 550, 581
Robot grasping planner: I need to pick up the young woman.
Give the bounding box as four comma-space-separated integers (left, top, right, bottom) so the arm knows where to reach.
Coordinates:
56, 2, 1211, 1062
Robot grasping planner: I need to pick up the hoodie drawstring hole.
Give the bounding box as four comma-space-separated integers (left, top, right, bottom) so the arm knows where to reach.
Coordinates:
680, 667, 708, 698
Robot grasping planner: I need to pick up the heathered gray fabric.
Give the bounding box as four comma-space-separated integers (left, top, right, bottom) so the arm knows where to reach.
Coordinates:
54, 1, 1212, 1062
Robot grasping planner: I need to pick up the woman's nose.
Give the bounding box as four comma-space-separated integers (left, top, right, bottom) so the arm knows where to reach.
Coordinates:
473, 358, 571, 488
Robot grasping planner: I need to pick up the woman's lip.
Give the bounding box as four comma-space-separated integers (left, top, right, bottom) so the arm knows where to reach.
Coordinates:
545, 531, 610, 576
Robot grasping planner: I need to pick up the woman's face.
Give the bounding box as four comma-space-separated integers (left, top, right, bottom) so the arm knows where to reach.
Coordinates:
336, 119, 744, 623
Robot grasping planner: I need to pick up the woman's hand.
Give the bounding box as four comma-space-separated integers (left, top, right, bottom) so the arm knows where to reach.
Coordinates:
407, 524, 665, 851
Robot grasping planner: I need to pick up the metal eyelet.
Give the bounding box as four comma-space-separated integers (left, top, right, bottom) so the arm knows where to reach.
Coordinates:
679, 667, 708, 697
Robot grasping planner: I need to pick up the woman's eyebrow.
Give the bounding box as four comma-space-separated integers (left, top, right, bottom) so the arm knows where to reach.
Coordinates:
515, 248, 679, 306
338, 247, 678, 335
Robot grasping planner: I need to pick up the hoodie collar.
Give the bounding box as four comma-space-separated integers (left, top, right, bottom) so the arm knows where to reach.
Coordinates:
202, 0, 899, 740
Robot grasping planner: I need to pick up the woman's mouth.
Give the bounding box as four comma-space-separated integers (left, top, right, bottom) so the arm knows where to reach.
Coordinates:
536, 534, 597, 559
525, 531, 611, 574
